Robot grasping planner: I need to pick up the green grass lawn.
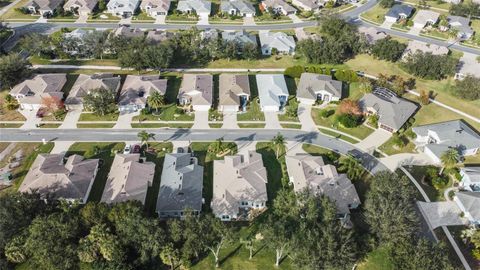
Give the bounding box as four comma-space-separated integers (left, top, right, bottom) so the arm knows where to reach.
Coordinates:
132, 11, 155, 21
238, 123, 266, 128
256, 142, 288, 205
76, 123, 115, 128
237, 98, 265, 121
87, 12, 120, 21
203, 55, 306, 69
134, 105, 195, 122
357, 246, 394, 270
78, 112, 119, 122
404, 165, 453, 202
66, 142, 125, 202
0, 0, 39, 20
280, 123, 301, 129
38, 123, 61, 128
29, 56, 120, 66
378, 136, 416, 155
131, 123, 194, 128
0, 91, 26, 121
277, 96, 299, 122
464, 153, 480, 165
319, 128, 360, 144
209, 123, 223, 128
0, 123, 23, 128
360, 3, 388, 24
311, 107, 374, 140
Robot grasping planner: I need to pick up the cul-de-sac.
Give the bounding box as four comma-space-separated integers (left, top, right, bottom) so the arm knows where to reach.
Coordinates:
0, 0, 479, 268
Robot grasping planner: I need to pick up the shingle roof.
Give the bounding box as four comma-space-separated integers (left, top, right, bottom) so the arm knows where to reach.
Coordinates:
112, 26, 144, 38
359, 87, 417, 130
447, 15, 474, 36
10, 74, 67, 105
412, 10, 439, 26
66, 74, 121, 105
262, 0, 296, 13
156, 153, 204, 213
456, 191, 480, 221
101, 154, 155, 204
221, 30, 257, 46
220, 0, 255, 14
403, 40, 449, 58
64, 0, 98, 12
119, 75, 167, 107
461, 167, 480, 184
296, 73, 342, 101
178, 74, 213, 106
256, 74, 289, 108
146, 30, 175, 43
259, 31, 296, 52
19, 154, 99, 201
28, 0, 63, 10
358, 26, 387, 44
107, 0, 140, 12
219, 74, 250, 106
177, 0, 211, 13
385, 4, 414, 18
140, 0, 170, 13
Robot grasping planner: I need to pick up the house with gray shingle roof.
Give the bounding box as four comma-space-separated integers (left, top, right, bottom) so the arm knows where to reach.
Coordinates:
256, 74, 289, 112
384, 4, 414, 23
64, 0, 98, 15
10, 74, 67, 111
460, 167, 480, 192
359, 87, 417, 133
101, 154, 155, 205
118, 75, 168, 113
112, 26, 144, 38
358, 26, 387, 44
261, 0, 296, 15
177, 74, 213, 111
296, 73, 342, 105
218, 74, 250, 112
220, 0, 255, 17
65, 73, 121, 110
454, 191, 480, 225
25, 0, 63, 15
445, 16, 474, 40
107, 0, 140, 17
402, 40, 449, 60
140, 0, 170, 17
177, 0, 211, 16
221, 30, 257, 47
259, 31, 296, 55
19, 154, 99, 203
285, 154, 360, 217
412, 10, 439, 29
212, 151, 268, 221
292, 0, 319, 11
156, 152, 204, 218
412, 120, 480, 164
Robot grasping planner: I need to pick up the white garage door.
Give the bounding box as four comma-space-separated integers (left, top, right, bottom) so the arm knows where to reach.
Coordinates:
262, 105, 278, 112
192, 105, 211, 111
221, 105, 238, 112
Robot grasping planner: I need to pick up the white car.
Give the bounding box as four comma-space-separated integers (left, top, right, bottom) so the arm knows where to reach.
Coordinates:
123, 145, 131, 154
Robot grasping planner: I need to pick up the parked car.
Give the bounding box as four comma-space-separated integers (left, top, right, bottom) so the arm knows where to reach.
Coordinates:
132, 144, 141, 154
36, 108, 47, 118
123, 145, 131, 154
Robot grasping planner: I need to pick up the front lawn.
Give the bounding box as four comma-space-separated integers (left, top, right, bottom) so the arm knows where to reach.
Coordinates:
0, 0, 39, 20
87, 12, 120, 22
311, 107, 375, 140
277, 96, 299, 122
464, 153, 480, 164
237, 98, 265, 121
78, 112, 119, 122
318, 128, 360, 144
77, 123, 115, 128
66, 142, 125, 202
378, 135, 416, 155
134, 105, 195, 121
360, 3, 388, 25
130, 123, 193, 128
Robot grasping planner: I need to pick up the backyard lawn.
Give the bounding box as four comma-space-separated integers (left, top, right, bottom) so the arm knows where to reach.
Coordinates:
357, 246, 394, 270
66, 142, 125, 202
256, 142, 288, 205
311, 107, 375, 140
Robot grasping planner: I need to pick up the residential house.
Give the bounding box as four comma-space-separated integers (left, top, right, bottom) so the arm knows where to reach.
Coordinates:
107, 0, 140, 17
402, 40, 449, 59
296, 73, 342, 105
65, 73, 121, 110
146, 29, 175, 43
259, 31, 296, 55
292, 0, 319, 11
201, 28, 219, 40
412, 120, 480, 164
101, 154, 155, 204
156, 152, 204, 218
358, 26, 387, 44
221, 30, 257, 48
460, 167, 480, 192
112, 26, 144, 38
455, 54, 480, 80
10, 74, 67, 111
359, 87, 417, 133
256, 74, 289, 112
177, 0, 211, 17
218, 74, 250, 112
384, 4, 414, 23
177, 74, 213, 111
63, 0, 98, 15
25, 0, 63, 15
212, 152, 268, 221
454, 192, 480, 225
442, 0, 461, 4
118, 75, 168, 113
261, 0, 296, 15
140, 0, 170, 17
443, 16, 474, 40
19, 154, 99, 203
220, 0, 255, 17
412, 10, 439, 29
285, 154, 360, 222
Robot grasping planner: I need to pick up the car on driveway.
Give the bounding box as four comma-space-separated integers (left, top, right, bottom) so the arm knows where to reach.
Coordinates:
132, 144, 141, 154
123, 145, 131, 154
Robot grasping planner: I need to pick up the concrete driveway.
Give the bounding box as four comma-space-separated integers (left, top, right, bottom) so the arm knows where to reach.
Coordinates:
113, 111, 139, 129
297, 104, 317, 131
288, 14, 302, 23
155, 15, 166, 24
19, 109, 41, 129
192, 110, 209, 129
355, 128, 390, 153
264, 111, 281, 129
197, 14, 209, 25
75, 14, 88, 23
222, 112, 238, 129
60, 109, 82, 129
51, 141, 74, 154
236, 141, 257, 155
380, 20, 394, 29
417, 201, 468, 229
408, 27, 421, 35
243, 17, 255, 25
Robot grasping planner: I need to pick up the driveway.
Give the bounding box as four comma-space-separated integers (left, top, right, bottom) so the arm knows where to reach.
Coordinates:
380, 20, 394, 29
243, 16, 255, 25
380, 152, 433, 171
119, 17, 132, 24
113, 111, 139, 129
197, 14, 209, 25
155, 15, 166, 24
19, 109, 41, 129
297, 104, 317, 132
407, 27, 421, 35
288, 14, 302, 23
222, 112, 238, 129
59, 109, 82, 129
51, 141, 74, 154
75, 14, 88, 23
264, 111, 281, 129
192, 110, 209, 129
355, 128, 390, 153
417, 201, 468, 229
285, 141, 306, 155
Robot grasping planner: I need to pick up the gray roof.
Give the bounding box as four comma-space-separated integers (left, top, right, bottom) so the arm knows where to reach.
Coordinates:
156, 153, 204, 213
461, 167, 480, 184
119, 75, 167, 107
178, 74, 213, 106
221, 30, 257, 46
412, 10, 439, 26
112, 26, 144, 38
447, 15, 474, 36
19, 154, 99, 201
64, 0, 98, 12
140, 0, 170, 13
256, 74, 289, 108
259, 31, 296, 53
220, 0, 255, 14
10, 74, 66, 105
412, 120, 480, 156
456, 191, 480, 221
66, 74, 121, 105
27, 0, 63, 10
359, 87, 417, 130
386, 4, 414, 19
219, 74, 250, 106
296, 73, 342, 101
262, 0, 296, 13
177, 0, 211, 13
107, 0, 139, 13
285, 154, 360, 214
146, 30, 175, 43
358, 26, 387, 44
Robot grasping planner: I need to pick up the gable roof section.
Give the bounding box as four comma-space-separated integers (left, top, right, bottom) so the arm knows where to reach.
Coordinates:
10, 74, 67, 105
413, 10, 439, 25
447, 15, 474, 35
219, 74, 251, 106
456, 191, 480, 221
386, 4, 413, 18
29, 0, 63, 10
256, 74, 289, 108
259, 31, 296, 51
178, 74, 213, 106
461, 167, 480, 184
403, 40, 449, 58
221, 30, 257, 46
107, 0, 139, 11
262, 0, 296, 13
66, 74, 121, 105
119, 75, 168, 106
220, 0, 255, 14
64, 0, 98, 12
140, 0, 170, 12
296, 73, 342, 101
177, 0, 211, 13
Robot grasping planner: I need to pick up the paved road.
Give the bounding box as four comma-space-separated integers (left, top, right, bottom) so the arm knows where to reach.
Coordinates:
0, 128, 388, 173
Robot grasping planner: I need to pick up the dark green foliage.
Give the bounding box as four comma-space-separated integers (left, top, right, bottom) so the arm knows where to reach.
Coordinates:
83, 88, 116, 116
379, 0, 395, 8
449, 2, 480, 17
284, 65, 305, 78
336, 113, 361, 128
371, 38, 407, 62
0, 54, 31, 88
320, 109, 334, 118
333, 69, 358, 82
403, 52, 458, 80
454, 75, 480, 100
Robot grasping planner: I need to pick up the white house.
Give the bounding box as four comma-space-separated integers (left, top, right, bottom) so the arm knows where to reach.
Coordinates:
177, 74, 213, 111
459, 167, 480, 192
256, 74, 289, 112
177, 0, 211, 16
296, 73, 342, 105
25, 0, 63, 16
63, 0, 98, 15
412, 10, 439, 29
10, 74, 67, 111
291, 0, 319, 11
384, 4, 414, 23
454, 192, 480, 225
220, 0, 255, 17
140, 0, 170, 17
107, 0, 140, 17
259, 31, 296, 55
261, 0, 296, 15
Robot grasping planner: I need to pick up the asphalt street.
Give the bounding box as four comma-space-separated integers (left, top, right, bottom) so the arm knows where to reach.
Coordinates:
0, 128, 388, 173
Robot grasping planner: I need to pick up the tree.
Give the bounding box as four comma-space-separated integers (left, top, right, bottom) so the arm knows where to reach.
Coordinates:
243, 42, 259, 60
262, 215, 292, 267
78, 223, 124, 263
41, 96, 64, 113
403, 52, 458, 80
167, 212, 205, 262
0, 53, 31, 88
83, 88, 116, 116
3, 94, 19, 110
440, 148, 459, 174
371, 38, 407, 62
137, 130, 155, 151
147, 91, 165, 113
338, 156, 364, 181
82, 30, 110, 59
454, 75, 480, 100
142, 44, 174, 72
380, 0, 395, 8
364, 171, 418, 246
18, 33, 52, 57
419, 90, 430, 105
98, 0, 106, 11
271, 133, 286, 159
357, 77, 373, 94
200, 215, 233, 268
159, 243, 182, 270
284, 65, 305, 78
337, 99, 362, 116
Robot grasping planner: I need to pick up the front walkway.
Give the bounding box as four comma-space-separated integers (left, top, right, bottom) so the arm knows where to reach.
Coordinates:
192, 110, 209, 129
297, 104, 317, 132
113, 111, 139, 129
417, 201, 468, 229
19, 109, 40, 129
380, 152, 432, 171
264, 111, 281, 129
222, 112, 238, 129
355, 128, 391, 153
59, 109, 82, 129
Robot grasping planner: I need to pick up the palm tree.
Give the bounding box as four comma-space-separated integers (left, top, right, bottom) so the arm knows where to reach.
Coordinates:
440, 148, 459, 174
271, 133, 286, 159
338, 156, 364, 181
147, 92, 165, 114
137, 130, 155, 151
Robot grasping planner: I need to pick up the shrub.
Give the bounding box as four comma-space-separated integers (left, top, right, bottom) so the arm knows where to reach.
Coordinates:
320, 109, 334, 118
284, 65, 304, 78
336, 114, 361, 128
431, 175, 449, 189
367, 114, 379, 128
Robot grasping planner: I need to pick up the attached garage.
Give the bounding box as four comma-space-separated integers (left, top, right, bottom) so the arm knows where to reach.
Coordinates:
219, 105, 238, 112
192, 105, 211, 111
